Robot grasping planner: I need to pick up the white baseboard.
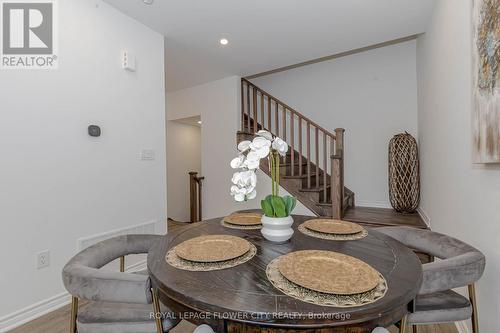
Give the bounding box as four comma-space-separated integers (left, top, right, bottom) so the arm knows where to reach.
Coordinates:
0, 292, 71, 333
125, 259, 147, 272
455, 321, 470, 333
356, 200, 392, 209
77, 219, 162, 250
416, 207, 431, 227
0, 217, 153, 333
0, 259, 147, 332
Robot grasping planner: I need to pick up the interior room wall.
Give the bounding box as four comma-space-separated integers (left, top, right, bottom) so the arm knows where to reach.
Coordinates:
251, 41, 419, 208
0, 0, 166, 329
166, 120, 202, 222
416, 1, 499, 332
167, 76, 314, 220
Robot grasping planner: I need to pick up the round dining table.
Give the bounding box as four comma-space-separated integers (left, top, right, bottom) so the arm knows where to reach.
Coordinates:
148, 214, 422, 333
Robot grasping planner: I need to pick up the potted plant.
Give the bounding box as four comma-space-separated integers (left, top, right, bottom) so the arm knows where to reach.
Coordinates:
230, 130, 297, 242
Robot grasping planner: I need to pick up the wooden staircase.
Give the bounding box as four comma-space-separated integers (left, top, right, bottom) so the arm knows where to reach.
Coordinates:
237, 78, 355, 219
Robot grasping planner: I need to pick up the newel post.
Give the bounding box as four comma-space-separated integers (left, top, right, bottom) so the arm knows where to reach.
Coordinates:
189, 172, 198, 223
331, 128, 345, 219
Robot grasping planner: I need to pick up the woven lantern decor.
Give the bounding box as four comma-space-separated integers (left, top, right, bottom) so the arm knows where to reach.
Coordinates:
388, 132, 420, 213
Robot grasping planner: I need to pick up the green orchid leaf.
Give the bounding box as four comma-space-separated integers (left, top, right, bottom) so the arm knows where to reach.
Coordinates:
271, 196, 286, 217
283, 195, 297, 216
261, 199, 274, 217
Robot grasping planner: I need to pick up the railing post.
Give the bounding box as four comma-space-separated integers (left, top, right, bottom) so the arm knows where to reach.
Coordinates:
331, 157, 342, 219
189, 172, 198, 222
197, 176, 204, 222
253, 88, 258, 132
241, 80, 245, 132
331, 128, 345, 219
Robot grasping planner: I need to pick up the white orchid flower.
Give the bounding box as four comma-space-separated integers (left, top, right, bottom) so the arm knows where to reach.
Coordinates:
255, 145, 270, 159
246, 188, 257, 200
237, 140, 251, 152
230, 155, 245, 169
230, 185, 247, 202
256, 130, 273, 141
231, 170, 257, 188
250, 136, 271, 150
250, 136, 271, 159
230, 183, 257, 201
244, 151, 261, 170
272, 137, 288, 156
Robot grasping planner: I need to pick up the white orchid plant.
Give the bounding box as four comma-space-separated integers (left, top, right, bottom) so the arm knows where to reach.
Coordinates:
230, 130, 297, 218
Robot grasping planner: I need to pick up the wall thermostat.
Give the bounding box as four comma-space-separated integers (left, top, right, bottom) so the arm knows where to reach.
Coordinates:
88, 125, 101, 137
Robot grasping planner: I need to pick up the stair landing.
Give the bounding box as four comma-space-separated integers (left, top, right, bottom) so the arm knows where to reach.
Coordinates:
343, 206, 428, 229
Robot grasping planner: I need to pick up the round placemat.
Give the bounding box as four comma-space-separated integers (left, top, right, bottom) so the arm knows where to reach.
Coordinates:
220, 220, 262, 230
166, 243, 257, 271
303, 219, 363, 235
298, 223, 368, 241
223, 213, 262, 226
266, 256, 387, 307
278, 250, 380, 295
175, 235, 250, 262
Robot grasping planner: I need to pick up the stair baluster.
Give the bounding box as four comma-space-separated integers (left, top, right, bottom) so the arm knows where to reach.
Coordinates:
298, 118, 303, 176
238, 78, 350, 219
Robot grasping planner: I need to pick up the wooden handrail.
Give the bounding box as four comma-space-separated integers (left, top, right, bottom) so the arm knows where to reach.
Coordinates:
189, 172, 204, 222
242, 78, 336, 140
240, 79, 346, 219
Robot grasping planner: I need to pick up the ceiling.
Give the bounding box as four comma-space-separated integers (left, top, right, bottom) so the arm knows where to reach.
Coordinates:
172, 115, 201, 127
104, 0, 435, 92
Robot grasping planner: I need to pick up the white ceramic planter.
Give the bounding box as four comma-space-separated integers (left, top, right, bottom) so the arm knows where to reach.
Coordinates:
261, 215, 294, 243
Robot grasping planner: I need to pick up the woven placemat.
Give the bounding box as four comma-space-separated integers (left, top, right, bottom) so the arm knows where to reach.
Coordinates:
166, 243, 257, 271
298, 223, 368, 241
220, 220, 262, 230
266, 256, 387, 307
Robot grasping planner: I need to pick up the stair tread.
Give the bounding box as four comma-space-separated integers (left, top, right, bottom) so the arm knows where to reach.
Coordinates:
299, 185, 331, 192
283, 173, 321, 179
316, 192, 354, 206
280, 161, 309, 167
239, 95, 354, 218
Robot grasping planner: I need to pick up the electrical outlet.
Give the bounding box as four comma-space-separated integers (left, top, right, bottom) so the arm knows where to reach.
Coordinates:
37, 250, 50, 269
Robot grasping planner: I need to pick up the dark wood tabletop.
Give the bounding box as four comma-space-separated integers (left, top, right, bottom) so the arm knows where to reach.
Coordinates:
148, 214, 422, 333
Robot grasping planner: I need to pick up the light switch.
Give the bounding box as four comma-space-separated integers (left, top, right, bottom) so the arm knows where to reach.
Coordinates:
122, 51, 136, 72
141, 149, 155, 161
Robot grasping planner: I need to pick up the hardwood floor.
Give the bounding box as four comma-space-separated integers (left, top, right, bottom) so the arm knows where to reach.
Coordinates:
390, 324, 458, 333
6, 301, 458, 333
7, 221, 455, 333
344, 206, 428, 229
6, 302, 198, 333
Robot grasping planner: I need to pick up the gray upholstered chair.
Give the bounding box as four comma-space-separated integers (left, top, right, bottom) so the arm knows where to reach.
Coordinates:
378, 227, 485, 333
62, 234, 180, 333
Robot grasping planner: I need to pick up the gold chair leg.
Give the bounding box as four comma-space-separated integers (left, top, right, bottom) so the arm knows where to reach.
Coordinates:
151, 288, 164, 333
469, 284, 479, 333
400, 314, 408, 333
119, 256, 125, 272
70, 296, 78, 333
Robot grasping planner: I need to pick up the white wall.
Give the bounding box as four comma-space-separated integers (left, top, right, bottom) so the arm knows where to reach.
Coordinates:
251, 41, 419, 207
0, 0, 166, 327
416, 1, 500, 332
167, 77, 313, 219
166, 121, 201, 221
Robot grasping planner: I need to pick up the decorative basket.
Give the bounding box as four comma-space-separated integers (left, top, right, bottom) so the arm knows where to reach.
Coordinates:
388, 132, 420, 213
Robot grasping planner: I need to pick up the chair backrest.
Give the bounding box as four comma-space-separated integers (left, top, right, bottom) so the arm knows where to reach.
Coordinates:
62, 234, 162, 304
378, 227, 485, 294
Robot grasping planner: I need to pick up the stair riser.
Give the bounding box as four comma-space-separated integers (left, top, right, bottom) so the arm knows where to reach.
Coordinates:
279, 163, 308, 176
239, 102, 353, 219
301, 176, 329, 189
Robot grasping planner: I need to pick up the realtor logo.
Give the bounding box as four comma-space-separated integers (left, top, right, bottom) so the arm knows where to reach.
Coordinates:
1, 0, 58, 69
